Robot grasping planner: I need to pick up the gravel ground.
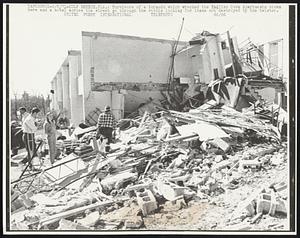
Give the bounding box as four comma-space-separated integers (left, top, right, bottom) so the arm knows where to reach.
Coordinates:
141, 154, 288, 231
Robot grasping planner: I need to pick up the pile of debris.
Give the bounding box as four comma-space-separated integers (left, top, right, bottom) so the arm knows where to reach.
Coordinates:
10, 102, 288, 231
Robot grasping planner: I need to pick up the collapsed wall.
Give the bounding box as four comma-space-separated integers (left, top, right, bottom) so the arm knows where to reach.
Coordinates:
81, 31, 187, 119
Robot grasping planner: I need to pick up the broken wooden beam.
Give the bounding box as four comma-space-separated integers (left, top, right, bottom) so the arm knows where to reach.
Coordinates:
36, 196, 129, 228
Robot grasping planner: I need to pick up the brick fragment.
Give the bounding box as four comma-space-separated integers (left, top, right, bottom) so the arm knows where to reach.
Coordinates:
135, 189, 157, 216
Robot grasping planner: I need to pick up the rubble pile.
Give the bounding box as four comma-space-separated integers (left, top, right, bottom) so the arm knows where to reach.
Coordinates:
10, 104, 288, 231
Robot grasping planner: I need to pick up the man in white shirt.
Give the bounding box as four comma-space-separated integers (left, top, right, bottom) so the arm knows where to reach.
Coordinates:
19, 107, 29, 126
22, 107, 40, 165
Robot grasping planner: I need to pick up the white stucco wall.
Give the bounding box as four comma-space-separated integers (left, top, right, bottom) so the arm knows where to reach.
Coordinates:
174, 35, 226, 85
89, 34, 176, 84
82, 32, 187, 117
61, 65, 71, 117
56, 71, 63, 110
206, 36, 226, 80
68, 52, 84, 126
223, 48, 231, 66
174, 46, 196, 79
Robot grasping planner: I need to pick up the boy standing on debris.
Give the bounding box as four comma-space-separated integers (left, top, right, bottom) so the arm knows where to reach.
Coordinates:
22, 107, 40, 165
58, 110, 70, 129
96, 105, 117, 151
44, 112, 57, 165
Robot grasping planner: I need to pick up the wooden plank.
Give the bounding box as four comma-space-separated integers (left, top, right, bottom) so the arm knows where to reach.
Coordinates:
37, 197, 129, 228
250, 212, 263, 224
79, 153, 102, 191
139, 111, 148, 129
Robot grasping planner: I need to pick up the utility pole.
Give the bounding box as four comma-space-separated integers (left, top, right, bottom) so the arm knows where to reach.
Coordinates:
227, 31, 236, 77
168, 17, 185, 91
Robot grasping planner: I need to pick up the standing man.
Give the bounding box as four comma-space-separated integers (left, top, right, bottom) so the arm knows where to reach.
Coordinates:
19, 107, 29, 125
44, 112, 57, 165
22, 107, 40, 165
96, 105, 117, 152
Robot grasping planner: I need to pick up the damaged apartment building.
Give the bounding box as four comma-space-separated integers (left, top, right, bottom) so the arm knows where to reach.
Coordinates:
12, 29, 290, 231
50, 30, 286, 126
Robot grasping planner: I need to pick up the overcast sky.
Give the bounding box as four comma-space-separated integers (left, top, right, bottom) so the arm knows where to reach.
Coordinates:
7, 3, 290, 97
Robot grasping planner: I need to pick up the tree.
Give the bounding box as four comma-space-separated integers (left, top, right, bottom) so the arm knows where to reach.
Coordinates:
10, 91, 51, 121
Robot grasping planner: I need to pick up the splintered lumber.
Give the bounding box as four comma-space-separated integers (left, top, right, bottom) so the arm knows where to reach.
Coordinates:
11, 152, 95, 185
58, 148, 138, 190
139, 111, 148, 128
250, 212, 263, 224
169, 109, 280, 141
58, 154, 118, 190
79, 153, 102, 191
37, 196, 129, 228
92, 137, 100, 152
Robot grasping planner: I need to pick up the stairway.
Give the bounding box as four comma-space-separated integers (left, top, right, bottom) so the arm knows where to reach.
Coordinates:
242, 78, 285, 105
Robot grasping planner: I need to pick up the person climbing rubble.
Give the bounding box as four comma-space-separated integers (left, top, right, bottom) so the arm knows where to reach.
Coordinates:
96, 105, 117, 152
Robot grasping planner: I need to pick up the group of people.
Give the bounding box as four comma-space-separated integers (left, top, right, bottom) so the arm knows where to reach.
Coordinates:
16, 107, 66, 166
13, 104, 117, 167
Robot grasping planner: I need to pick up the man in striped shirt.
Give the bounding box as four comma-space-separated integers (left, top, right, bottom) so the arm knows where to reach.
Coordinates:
22, 107, 40, 165
96, 106, 117, 149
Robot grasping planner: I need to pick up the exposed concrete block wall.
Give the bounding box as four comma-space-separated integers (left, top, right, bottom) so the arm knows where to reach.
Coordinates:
124, 90, 162, 113
82, 90, 124, 121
